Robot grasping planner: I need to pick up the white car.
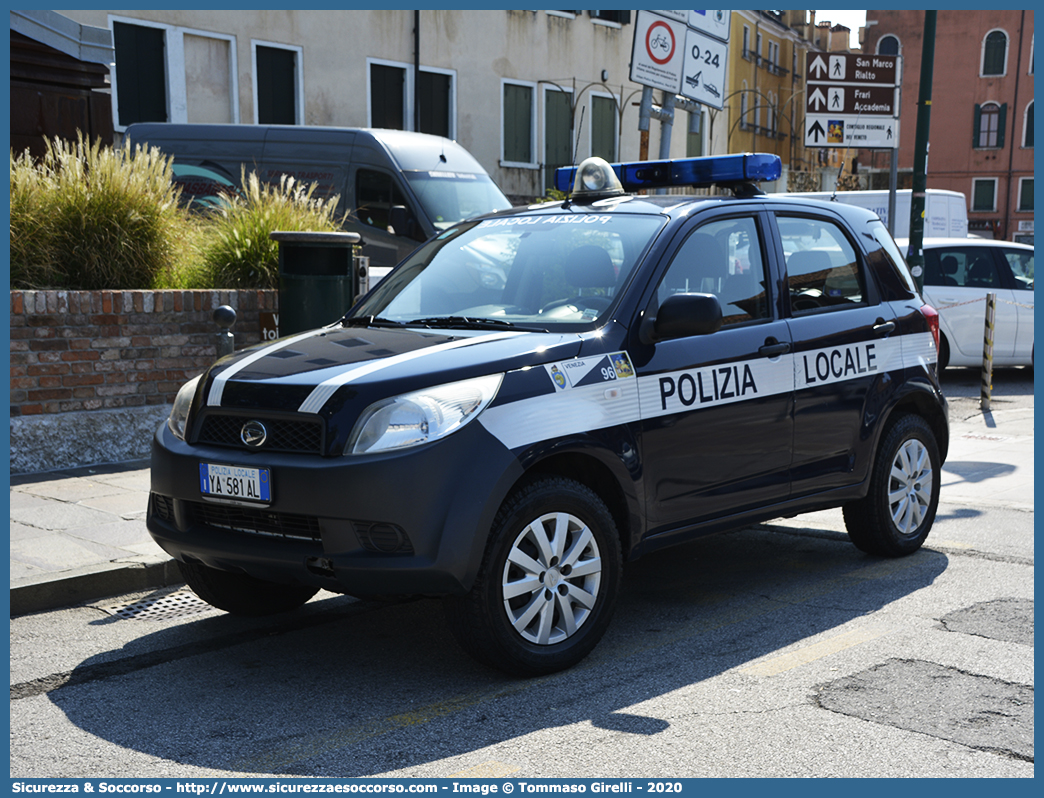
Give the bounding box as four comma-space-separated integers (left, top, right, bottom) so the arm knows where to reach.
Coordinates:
897, 237, 1034, 369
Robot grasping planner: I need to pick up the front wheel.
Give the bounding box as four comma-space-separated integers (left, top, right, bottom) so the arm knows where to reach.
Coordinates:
178, 560, 319, 616
444, 478, 622, 676
843, 414, 941, 557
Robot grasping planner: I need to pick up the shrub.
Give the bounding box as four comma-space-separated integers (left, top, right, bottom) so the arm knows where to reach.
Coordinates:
9, 135, 191, 290
195, 169, 344, 289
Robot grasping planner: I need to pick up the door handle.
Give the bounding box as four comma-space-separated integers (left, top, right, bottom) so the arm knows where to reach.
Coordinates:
873, 320, 897, 336
759, 340, 791, 357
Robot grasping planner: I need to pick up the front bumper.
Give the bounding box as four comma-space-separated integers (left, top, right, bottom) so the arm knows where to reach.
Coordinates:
147, 419, 523, 597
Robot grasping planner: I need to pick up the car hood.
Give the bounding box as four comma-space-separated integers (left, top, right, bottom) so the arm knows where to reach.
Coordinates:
199, 325, 583, 417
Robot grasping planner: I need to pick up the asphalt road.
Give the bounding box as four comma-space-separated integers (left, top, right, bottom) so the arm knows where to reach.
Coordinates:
10, 367, 1034, 779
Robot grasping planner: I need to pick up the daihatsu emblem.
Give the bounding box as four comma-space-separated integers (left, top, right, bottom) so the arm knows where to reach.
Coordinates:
240, 420, 268, 447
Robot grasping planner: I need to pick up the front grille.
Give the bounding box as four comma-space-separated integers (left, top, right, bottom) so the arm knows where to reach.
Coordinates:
196, 413, 324, 455
185, 500, 322, 541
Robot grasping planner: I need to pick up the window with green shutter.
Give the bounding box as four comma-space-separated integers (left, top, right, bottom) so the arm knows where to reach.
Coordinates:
370, 64, 405, 130
974, 103, 1006, 149
113, 22, 168, 127
972, 178, 997, 212
591, 95, 617, 162
544, 89, 572, 190
503, 83, 534, 164
257, 46, 297, 125
1018, 178, 1034, 212
982, 30, 1008, 76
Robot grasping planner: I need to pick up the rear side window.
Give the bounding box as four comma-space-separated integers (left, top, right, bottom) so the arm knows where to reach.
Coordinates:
867, 221, 918, 296
1002, 249, 1034, 291
778, 217, 866, 315
923, 247, 1002, 289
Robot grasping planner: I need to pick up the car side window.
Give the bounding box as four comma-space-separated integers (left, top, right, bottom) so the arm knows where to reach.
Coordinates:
657, 217, 769, 326
1003, 249, 1034, 291
779, 217, 865, 314
923, 248, 1003, 289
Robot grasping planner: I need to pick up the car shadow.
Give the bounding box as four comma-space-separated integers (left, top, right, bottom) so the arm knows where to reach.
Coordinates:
42, 525, 948, 777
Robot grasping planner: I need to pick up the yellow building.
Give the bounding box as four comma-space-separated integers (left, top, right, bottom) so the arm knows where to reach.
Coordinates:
715, 11, 859, 183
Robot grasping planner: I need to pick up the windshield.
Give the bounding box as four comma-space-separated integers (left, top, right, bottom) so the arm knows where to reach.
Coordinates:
351, 212, 666, 329
404, 171, 513, 230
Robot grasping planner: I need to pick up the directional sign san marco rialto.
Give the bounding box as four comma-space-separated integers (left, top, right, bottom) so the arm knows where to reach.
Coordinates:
804, 52, 901, 149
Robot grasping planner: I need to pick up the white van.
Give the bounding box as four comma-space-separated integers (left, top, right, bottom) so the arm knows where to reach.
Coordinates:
124, 124, 512, 270
775, 189, 969, 239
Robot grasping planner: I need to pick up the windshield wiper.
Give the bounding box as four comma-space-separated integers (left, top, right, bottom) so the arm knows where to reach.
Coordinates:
341, 315, 406, 328
407, 316, 518, 330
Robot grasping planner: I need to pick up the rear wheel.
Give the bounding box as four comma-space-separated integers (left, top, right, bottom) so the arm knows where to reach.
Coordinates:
178, 560, 318, 616
444, 477, 621, 676
843, 414, 941, 557
937, 334, 950, 371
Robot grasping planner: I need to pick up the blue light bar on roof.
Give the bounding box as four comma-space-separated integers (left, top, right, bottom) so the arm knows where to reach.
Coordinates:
554, 153, 782, 194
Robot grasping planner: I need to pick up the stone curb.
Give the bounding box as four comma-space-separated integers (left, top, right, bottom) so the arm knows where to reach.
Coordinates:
10, 555, 182, 617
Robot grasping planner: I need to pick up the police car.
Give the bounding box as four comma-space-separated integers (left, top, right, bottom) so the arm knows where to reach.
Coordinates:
148, 152, 948, 676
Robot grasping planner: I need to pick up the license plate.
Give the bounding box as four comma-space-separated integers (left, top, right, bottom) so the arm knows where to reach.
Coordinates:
200, 463, 271, 504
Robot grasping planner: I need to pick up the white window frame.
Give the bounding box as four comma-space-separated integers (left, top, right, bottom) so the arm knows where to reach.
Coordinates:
1017, 177, 1033, 212
742, 26, 750, 58
1023, 101, 1034, 148
545, 10, 576, 20
500, 78, 539, 169
587, 90, 620, 161
980, 28, 1009, 77
365, 58, 458, 138
740, 80, 749, 128
977, 101, 1003, 149
108, 15, 239, 132
590, 13, 623, 30
251, 39, 304, 125
971, 177, 999, 212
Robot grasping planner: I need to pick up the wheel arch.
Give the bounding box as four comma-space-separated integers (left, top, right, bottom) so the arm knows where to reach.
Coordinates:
513, 447, 642, 561
881, 384, 950, 463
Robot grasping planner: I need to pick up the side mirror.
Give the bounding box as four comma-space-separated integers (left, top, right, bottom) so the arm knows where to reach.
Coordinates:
389, 205, 417, 239
640, 292, 723, 344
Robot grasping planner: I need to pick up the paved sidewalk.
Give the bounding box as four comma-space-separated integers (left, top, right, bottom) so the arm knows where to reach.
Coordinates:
8, 395, 1033, 616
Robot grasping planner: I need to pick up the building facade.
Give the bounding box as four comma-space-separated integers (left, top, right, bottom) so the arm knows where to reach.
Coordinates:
55, 9, 711, 203
861, 10, 1034, 243
41, 10, 851, 203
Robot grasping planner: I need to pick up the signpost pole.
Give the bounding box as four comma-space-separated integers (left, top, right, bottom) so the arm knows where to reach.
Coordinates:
907, 11, 936, 292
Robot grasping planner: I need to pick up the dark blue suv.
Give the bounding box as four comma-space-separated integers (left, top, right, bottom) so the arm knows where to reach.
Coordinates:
148, 153, 948, 675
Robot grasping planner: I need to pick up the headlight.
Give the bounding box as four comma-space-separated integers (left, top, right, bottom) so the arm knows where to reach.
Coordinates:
168, 375, 201, 441
346, 374, 503, 455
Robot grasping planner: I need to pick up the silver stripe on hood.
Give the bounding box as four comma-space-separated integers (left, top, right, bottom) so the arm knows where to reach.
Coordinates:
207, 328, 328, 407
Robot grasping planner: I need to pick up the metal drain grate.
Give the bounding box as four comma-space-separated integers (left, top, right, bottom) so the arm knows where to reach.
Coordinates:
100, 588, 216, 621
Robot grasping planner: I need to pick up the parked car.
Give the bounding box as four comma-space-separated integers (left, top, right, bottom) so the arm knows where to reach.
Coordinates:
897, 237, 1034, 369
148, 153, 949, 676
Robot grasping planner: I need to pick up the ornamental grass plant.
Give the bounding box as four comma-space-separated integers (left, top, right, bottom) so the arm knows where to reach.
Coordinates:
194, 169, 344, 289
9, 136, 343, 291
9, 135, 194, 290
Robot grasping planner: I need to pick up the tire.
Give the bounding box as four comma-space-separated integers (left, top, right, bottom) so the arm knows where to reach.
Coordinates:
937, 334, 950, 371
843, 414, 941, 557
178, 559, 319, 616
444, 477, 622, 676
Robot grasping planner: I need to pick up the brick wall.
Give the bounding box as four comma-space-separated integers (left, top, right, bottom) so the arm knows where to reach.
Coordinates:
10, 289, 279, 417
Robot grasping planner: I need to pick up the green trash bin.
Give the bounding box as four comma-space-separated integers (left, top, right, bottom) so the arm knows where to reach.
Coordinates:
270, 231, 362, 336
